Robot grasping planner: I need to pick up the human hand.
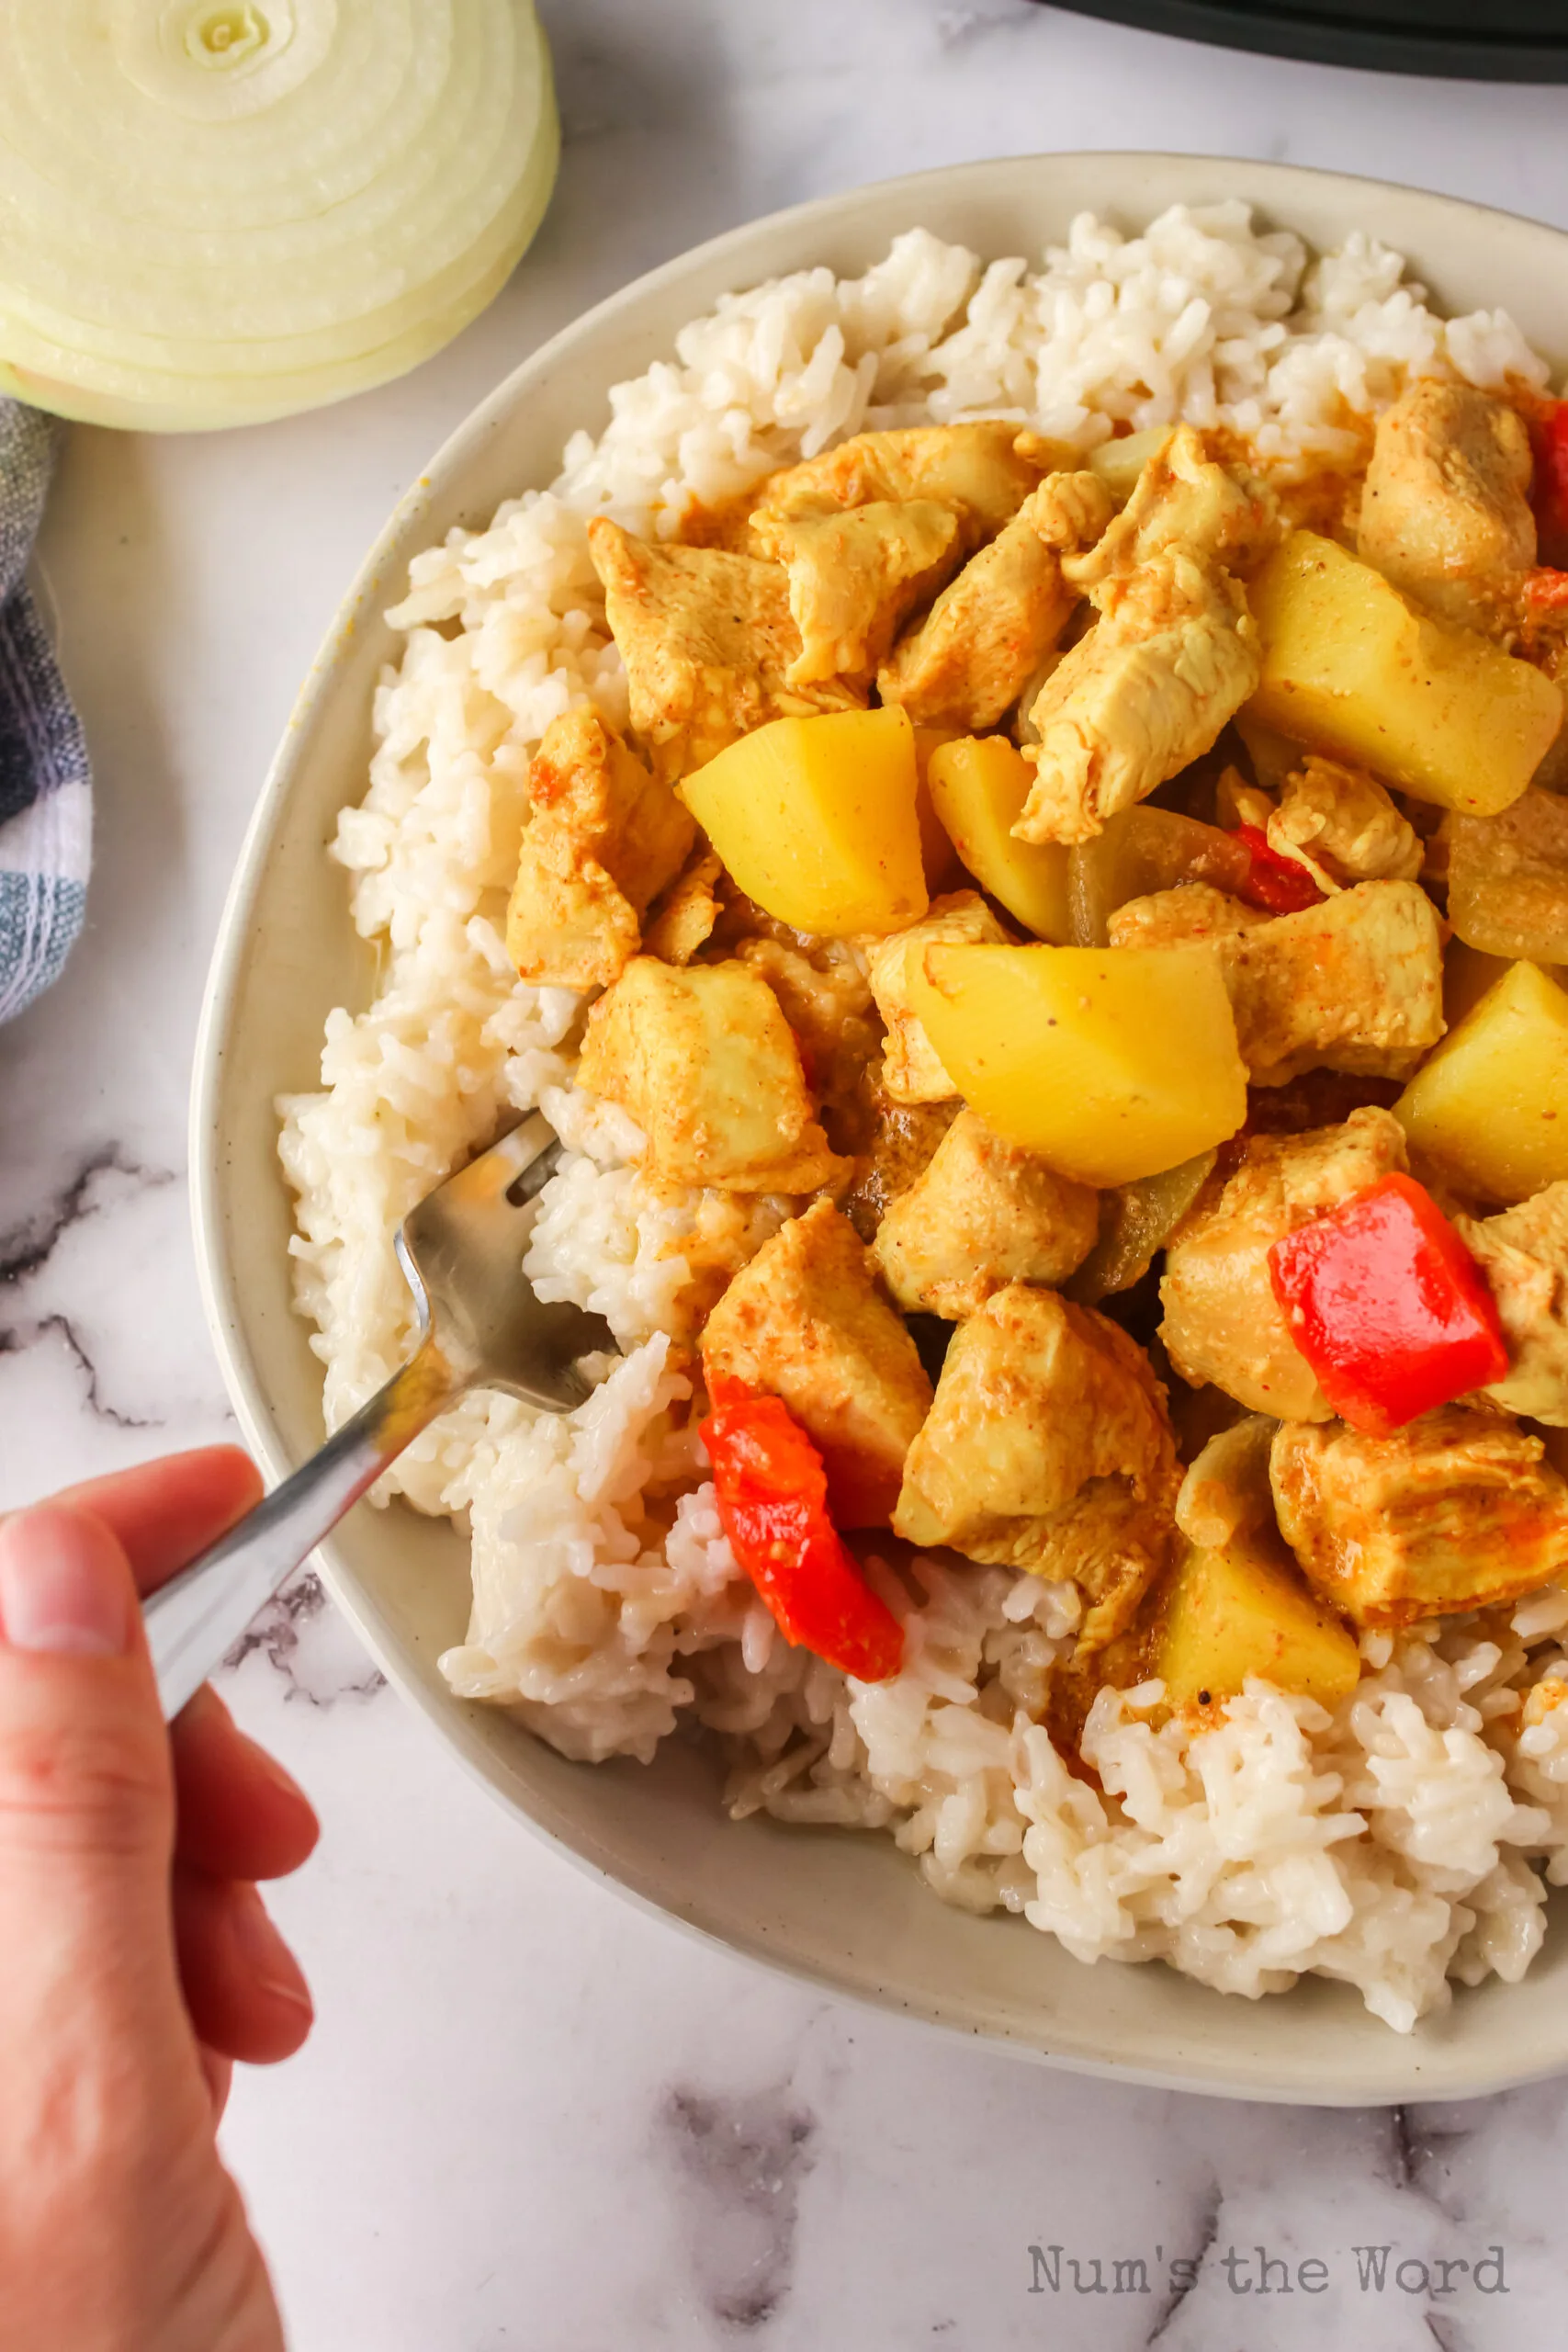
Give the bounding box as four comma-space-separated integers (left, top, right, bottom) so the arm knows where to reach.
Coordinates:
0, 1447, 319, 2352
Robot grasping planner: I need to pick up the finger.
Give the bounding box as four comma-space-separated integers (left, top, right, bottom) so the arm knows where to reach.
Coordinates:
45, 1448, 264, 1597
170, 1689, 319, 1883
0, 1507, 197, 2096
172, 1867, 314, 2065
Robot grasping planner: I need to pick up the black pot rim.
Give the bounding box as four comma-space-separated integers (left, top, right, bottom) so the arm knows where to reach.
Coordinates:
1039, 0, 1568, 80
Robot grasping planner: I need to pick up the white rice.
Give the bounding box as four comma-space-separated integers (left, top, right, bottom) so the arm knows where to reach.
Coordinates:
279, 203, 1566, 2029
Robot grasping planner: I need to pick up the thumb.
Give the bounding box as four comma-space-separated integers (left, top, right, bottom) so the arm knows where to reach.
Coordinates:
0, 1504, 192, 2081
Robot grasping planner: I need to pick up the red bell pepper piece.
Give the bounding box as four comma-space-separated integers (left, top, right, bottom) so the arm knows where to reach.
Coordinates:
1232, 823, 1325, 916
1530, 401, 1568, 569
1525, 566, 1568, 613
700, 1386, 904, 1681
1268, 1173, 1509, 1436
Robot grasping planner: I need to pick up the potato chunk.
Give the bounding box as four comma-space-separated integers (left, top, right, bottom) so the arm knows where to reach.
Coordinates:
750, 499, 963, 686
1159, 1107, 1410, 1421
865, 891, 1014, 1106
700, 1201, 932, 1526
893, 1285, 1179, 1650
1018, 550, 1261, 845
586, 519, 858, 783
877, 472, 1111, 731
905, 942, 1247, 1186
504, 707, 694, 990
1357, 380, 1536, 635
1271, 1407, 1568, 1628
1209, 879, 1446, 1088
679, 707, 928, 938
1393, 959, 1568, 1204
924, 735, 1072, 941
871, 1110, 1100, 1317
1458, 1182, 1568, 1426
1446, 788, 1568, 965
577, 956, 840, 1193
1151, 1532, 1360, 1715
1247, 530, 1562, 816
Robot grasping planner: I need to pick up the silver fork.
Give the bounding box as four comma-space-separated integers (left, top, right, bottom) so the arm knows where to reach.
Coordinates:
145, 1113, 614, 1719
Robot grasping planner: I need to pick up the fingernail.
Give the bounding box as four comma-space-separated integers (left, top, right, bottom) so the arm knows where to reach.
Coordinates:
230, 1883, 314, 2018
0, 1508, 130, 1658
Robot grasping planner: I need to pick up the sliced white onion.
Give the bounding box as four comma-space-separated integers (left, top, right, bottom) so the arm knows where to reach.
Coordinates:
0, 0, 558, 429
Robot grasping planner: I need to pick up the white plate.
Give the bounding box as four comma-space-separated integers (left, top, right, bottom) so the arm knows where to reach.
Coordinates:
193, 153, 1568, 2103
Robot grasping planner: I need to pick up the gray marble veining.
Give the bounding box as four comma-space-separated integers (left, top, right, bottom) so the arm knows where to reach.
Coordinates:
659, 2084, 818, 2331
3, 1, 1568, 2343
1, 1146, 180, 1431
223, 1572, 389, 1711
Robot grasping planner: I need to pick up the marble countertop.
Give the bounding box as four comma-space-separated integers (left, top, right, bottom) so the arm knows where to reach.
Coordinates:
6, 3, 1568, 2343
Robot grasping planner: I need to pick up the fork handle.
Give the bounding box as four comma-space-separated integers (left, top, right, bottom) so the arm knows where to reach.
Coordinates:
143, 1341, 462, 1720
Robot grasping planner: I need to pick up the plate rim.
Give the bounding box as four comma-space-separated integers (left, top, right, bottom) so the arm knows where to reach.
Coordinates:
191, 150, 1568, 2104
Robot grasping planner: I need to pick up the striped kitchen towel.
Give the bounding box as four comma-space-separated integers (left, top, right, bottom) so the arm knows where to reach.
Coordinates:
0, 400, 90, 1025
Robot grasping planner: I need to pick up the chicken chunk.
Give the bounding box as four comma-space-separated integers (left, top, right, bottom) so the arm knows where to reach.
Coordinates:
504, 707, 695, 990
1105, 882, 1269, 950
1523, 1675, 1568, 1731
1446, 787, 1568, 965
1173, 1414, 1280, 1551
1062, 425, 1279, 591
1214, 762, 1275, 833
1357, 379, 1536, 633
1015, 429, 1095, 478
749, 499, 963, 686
1160, 1106, 1410, 1420
734, 933, 881, 1111
585, 519, 858, 784
871, 1111, 1100, 1318
876, 472, 1113, 731
837, 1062, 960, 1243
893, 1285, 1179, 1650
700, 1201, 932, 1526
1229, 881, 1445, 1088
1265, 755, 1423, 893
752, 421, 1045, 544
642, 846, 723, 965
1459, 1182, 1568, 1426
577, 956, 841, 1193
1271, 1406, 1568, 1628
865, 890, 1014, 1105
1108, 879, 1444, 1083
1016, 552, 1261, 845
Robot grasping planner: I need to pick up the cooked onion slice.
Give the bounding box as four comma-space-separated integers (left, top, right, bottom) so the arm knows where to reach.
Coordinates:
0, 0, 558, 430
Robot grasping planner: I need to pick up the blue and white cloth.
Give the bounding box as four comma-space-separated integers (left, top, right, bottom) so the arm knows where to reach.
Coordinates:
0, 400, 90, 1025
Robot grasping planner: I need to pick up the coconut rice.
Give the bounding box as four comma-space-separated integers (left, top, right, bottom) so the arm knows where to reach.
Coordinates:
279, 201, 1568, 2032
